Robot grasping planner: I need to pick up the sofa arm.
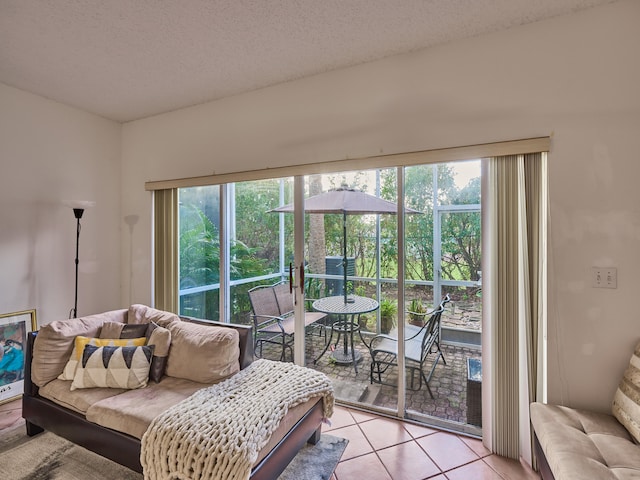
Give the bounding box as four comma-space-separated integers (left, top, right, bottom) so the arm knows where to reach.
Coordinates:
24, 331, 39, 397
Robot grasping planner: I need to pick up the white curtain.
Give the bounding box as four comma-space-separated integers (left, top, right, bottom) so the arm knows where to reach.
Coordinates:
482, 152, 547, 465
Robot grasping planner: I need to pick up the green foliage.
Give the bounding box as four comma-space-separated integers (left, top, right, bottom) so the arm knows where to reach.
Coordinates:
379, 298, 398, 318
179, 203, 220, 287
177, 162, 482, 321
441, 177, 481, 281
379, 298, 397, 334
235, 179, 290, 271
408, 298, 427, 314
354, 285, 366, 297
179, 198, 270, 320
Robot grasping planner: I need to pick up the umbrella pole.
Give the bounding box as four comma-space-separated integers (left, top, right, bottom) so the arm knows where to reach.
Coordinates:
343, 212, 348, 304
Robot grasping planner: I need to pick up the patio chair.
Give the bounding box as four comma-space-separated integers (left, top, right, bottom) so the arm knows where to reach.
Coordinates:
369, 294, 451, 398
248, 281, 327, 362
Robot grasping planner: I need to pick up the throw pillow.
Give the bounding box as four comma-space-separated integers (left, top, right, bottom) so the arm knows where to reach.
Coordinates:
100, 322, 149, 339
127, 304, 180, 327
146, 322, 172, 383
70, 344, 154, 391
31, 309, 127, 387
58, 336, 147, 381
612, 341, 640, 443
165, 321, 239, 384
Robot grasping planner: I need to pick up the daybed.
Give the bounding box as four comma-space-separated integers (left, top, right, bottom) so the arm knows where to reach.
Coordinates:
22, 305, 333, 480
530, 342, 640, 480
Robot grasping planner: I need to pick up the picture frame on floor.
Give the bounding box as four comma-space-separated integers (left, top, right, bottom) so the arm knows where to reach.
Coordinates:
0, 309, 37, 404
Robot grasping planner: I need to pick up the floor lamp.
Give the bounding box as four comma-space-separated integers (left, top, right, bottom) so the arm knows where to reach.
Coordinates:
69, 207, 84, 319
65, 200, 94, 318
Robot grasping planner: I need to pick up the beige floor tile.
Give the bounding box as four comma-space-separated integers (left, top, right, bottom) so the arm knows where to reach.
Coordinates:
416, 431, 479, 472
376, 441, 441, 480
358, 416, 414, 450
325, 405, 357, 431
459, 435, 491, 458
483, 454, 541, 480
335, 453, 392, 480
445, 459, 504, 480
348, 407, 379, 424
402, 421, 438, 440
330, 424, 374, 460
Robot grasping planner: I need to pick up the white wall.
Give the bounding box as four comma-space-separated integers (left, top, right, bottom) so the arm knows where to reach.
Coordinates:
0, 84, 122, 325
121, 0, 640, 412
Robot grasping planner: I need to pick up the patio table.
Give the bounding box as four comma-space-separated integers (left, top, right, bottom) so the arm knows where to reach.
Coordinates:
312, 295, 379, 374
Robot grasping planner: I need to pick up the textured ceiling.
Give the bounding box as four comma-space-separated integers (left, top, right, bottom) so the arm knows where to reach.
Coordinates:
0, 0, 616, 122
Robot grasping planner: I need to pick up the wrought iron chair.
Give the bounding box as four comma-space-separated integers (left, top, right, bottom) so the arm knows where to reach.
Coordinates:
248, 281, 327, 362
369, 294, 451, 398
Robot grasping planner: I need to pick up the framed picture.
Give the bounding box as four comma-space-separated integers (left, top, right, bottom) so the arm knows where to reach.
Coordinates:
0, 309, 37, 404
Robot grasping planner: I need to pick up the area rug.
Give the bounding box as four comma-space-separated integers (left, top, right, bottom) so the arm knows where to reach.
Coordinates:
0, 420, 348, 480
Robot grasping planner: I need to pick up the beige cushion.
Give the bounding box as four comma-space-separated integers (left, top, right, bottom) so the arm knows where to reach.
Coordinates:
128, 304, 180, 327
530, 402, 640, 480
38, 378, 125, 414
86, 376, 211, 439
70, 344, 154, 391
100, 322, 148, 339
165, 321, 240, 383
147, 323, 171, 383
31, 309, 127, 387
58, 336, 147, 380
612, 341, 640, 443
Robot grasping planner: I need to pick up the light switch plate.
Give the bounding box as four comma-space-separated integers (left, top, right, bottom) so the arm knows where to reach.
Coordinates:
592, 267, 617, 289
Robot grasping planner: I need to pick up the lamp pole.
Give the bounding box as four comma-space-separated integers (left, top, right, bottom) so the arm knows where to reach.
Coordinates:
70, 208, 84, 319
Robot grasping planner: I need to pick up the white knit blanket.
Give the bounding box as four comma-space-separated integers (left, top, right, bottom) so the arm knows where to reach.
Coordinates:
140, 359, 334, 480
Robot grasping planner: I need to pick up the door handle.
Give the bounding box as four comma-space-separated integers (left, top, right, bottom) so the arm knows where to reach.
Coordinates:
300, 263, 305, 296
289, 263, 293, 293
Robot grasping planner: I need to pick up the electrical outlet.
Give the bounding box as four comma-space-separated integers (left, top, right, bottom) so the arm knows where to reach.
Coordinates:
592, 267, 617, 289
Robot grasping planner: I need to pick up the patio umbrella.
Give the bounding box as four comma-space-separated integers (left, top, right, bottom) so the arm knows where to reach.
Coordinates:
270, 186, 421, 304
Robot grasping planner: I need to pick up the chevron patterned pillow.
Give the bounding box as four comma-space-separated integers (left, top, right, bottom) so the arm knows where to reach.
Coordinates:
70, 344, 154, 391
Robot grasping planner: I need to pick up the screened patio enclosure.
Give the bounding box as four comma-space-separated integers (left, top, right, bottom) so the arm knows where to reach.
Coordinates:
177, 161, 481, 434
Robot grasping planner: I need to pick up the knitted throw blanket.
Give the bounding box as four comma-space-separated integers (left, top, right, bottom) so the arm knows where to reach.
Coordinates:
140, 359, 334, 480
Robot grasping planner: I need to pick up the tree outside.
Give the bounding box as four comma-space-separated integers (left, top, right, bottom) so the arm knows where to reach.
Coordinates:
178, 163, 481, 322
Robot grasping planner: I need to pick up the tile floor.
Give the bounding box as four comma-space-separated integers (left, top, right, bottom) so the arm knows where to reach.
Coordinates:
326, 404, 540, 480
0, 399, 540, 480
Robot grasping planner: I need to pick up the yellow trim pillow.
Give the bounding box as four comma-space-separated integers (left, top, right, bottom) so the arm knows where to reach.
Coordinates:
58, 336, 146, 381
70, 344, 154, 391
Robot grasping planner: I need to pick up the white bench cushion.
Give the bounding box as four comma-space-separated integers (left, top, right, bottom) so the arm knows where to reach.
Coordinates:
531, 402, 640, 480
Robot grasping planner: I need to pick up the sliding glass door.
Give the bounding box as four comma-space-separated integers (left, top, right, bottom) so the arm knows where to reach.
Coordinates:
175, 161, 481, 434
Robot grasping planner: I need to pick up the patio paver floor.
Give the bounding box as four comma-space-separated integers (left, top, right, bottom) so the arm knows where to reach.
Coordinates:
259, 331, 481, 428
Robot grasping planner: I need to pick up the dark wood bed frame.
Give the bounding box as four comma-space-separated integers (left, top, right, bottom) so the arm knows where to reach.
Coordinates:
22, 317, 324, 480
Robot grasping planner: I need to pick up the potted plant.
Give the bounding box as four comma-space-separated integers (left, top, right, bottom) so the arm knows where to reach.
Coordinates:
379, 298, 397, 334
408, 298, 428, 326
358, 314, 370, 332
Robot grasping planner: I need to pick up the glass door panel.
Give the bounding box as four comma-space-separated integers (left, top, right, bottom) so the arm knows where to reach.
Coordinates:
178, 186, 221, 320
402, 164, 437, 421
229, 179, 292, 328
300, 169, 399, 412
404, 160, 482, 435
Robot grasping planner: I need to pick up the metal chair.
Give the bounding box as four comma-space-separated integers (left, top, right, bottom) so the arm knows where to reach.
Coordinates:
369, 294, 450, 398
248, 281, 327, 362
